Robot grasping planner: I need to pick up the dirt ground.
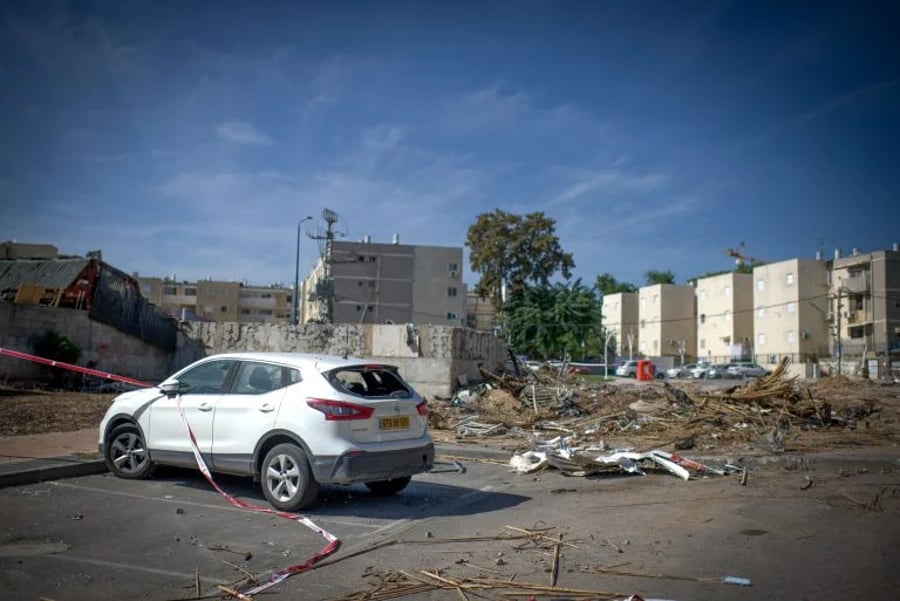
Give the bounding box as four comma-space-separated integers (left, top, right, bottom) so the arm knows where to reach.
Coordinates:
0, 389, 113, 436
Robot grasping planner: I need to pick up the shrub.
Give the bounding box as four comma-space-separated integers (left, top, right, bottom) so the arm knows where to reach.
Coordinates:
32, 330, 81, 388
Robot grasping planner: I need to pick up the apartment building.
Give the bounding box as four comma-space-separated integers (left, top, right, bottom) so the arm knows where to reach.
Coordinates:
638, 284, 696, 360
830, 245, 900, 358
601, 292, 639, 357
302, 239, 466, 326
136, 276, 292, 323
695, 272, 753, 362
751, 258, 829, 364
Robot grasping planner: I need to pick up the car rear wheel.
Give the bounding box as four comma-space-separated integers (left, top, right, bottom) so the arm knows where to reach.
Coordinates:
105, 423, 154, 479
261, 443, 320, 512
365, 476, 412, 496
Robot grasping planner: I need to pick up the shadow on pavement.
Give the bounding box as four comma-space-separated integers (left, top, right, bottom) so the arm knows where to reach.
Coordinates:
152, 466, 530, 519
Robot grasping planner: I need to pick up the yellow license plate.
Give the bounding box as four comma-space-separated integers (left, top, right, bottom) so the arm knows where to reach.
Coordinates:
380, 416, 410, 430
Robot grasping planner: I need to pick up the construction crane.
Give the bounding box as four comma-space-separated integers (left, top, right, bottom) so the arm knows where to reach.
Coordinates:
725, 242, 767, 267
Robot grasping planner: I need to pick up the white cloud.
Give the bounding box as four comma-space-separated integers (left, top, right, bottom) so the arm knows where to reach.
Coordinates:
550, 168, 669, 205
215, 120, 274, 145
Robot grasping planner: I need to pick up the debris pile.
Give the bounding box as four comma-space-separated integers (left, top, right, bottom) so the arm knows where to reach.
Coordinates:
430, 358, 897, 454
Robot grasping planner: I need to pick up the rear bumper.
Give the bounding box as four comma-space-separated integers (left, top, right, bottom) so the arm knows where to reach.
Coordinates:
312, 442, 435, 484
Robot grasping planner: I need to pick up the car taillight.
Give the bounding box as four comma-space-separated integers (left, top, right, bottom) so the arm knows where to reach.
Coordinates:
416, 398, 428, 416
307, 398, 375, 421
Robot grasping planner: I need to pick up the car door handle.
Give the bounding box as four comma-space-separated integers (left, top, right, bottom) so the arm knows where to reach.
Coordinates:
259, 403, 275, 413
198, 402, 213, 412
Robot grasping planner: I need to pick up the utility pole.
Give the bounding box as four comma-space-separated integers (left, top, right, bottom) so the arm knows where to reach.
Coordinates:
835, 286, 844, 376
293, 215, 313, 325
308, 209, 341, 323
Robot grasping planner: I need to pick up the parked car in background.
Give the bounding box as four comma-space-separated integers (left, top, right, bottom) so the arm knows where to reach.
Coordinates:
99, 352, 434, 511
704, 363, 734, 379
726, 362, 769, 378
666, 364, 697, 379
615, 360, 640, 377
690, 363, 711, 379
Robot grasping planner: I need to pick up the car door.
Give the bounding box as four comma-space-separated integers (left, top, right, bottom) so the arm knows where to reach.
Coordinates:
211, 361, 292, 475
148, 359, 236, 468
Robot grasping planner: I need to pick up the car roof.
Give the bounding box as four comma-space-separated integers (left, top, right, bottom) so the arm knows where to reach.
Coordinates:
197, 352, 396, 371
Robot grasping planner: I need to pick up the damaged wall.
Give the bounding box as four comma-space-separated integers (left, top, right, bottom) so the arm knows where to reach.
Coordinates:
0, 302, 173, 383
0, 302, 507, 397
181, 321, 507, 398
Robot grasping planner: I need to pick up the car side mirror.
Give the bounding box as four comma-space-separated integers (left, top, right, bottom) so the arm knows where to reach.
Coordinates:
159, 380, 187, 398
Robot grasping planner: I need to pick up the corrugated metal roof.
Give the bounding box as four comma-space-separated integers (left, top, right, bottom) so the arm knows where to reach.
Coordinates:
0, 258, 91, 291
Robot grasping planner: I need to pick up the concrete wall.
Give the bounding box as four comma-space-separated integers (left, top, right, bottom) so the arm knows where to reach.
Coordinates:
0, 302, 173, 384
1, 303, 507, 397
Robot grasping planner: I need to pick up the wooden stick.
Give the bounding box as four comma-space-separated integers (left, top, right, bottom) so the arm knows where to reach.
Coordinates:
550, 533, 562, 586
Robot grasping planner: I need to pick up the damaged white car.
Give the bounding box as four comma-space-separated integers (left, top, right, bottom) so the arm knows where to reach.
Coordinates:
98, 353, 434, 510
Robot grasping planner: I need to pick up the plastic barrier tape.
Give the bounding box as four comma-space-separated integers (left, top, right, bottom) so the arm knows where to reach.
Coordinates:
0, 347, 342, 596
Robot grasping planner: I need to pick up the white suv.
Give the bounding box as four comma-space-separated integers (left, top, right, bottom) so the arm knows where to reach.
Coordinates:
99, 353, 434, 511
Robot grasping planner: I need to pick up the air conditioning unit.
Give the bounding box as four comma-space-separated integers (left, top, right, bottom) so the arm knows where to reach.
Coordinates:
449, 270, 458, 278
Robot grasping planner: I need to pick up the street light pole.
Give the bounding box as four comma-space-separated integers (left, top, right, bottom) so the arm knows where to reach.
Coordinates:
293, 216, 313, 326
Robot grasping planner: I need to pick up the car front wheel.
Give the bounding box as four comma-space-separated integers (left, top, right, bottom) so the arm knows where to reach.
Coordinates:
365, 476, 412, 496
261, 443, 320, 512
105, 423, 154, 479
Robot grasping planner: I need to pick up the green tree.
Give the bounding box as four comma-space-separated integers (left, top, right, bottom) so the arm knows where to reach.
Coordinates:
504, 279, 601, 360
595, 273, 637, 295
466, 210, 574, 308
644, 269, 676, 285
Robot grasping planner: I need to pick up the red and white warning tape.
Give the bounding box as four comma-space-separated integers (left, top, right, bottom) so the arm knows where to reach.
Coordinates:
0, 347, 342, 597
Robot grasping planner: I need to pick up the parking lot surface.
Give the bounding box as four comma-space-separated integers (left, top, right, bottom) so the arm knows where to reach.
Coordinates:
1, 454, 899, 600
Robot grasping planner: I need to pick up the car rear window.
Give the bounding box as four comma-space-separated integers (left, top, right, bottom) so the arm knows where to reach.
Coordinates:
326, 366, 412, 398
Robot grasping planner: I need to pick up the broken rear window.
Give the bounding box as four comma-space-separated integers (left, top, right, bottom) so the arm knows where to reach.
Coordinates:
326, 366, 411, 398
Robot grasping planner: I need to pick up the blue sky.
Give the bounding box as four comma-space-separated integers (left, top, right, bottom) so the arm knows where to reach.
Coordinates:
1, 1, 898, 290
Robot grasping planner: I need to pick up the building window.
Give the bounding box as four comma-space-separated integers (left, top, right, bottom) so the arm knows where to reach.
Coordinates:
640, 319, 646, 329
849, 326, 864, 339
700, 314, 706, 324
723, 285, 731, 297
220, 306, 228, 313
368, 281, 376, 288
757, 279, 765, 291
261, 293, 272, 299
448, 263, 458, 272
724, 310, 731, 322
240, 309, 251, 315
447, 312, 457, 320
787, 302, 795, 314
260, 309, 272, 315
700, 338, 706, 349
851, 295, 863, 311
653, 294, 659, 304
185, 287, 197, 296
164, 286, 177, 295
757, 305, 765, 318
757, 333, 766, 345
641, 298, 646, 309
785, 272, 794, 286
786, 330, 794, 343
639, 341, 646, 352
448, 287, 458, 297
653, 340, 658, 351
700, 289, 707, 301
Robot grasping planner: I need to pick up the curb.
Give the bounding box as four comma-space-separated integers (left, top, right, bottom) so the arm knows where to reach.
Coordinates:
0, 457, 107, 489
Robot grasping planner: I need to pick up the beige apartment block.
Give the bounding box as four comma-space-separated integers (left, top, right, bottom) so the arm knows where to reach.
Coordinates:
695, 272, 753, 362
465, 292, 497, 332
303, 239, 466, 326
638, 284, 696, 360
136, 276, 291, 323
751, 258, 829, 365
601, 292, 639, 357
831, 245, 900, 358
